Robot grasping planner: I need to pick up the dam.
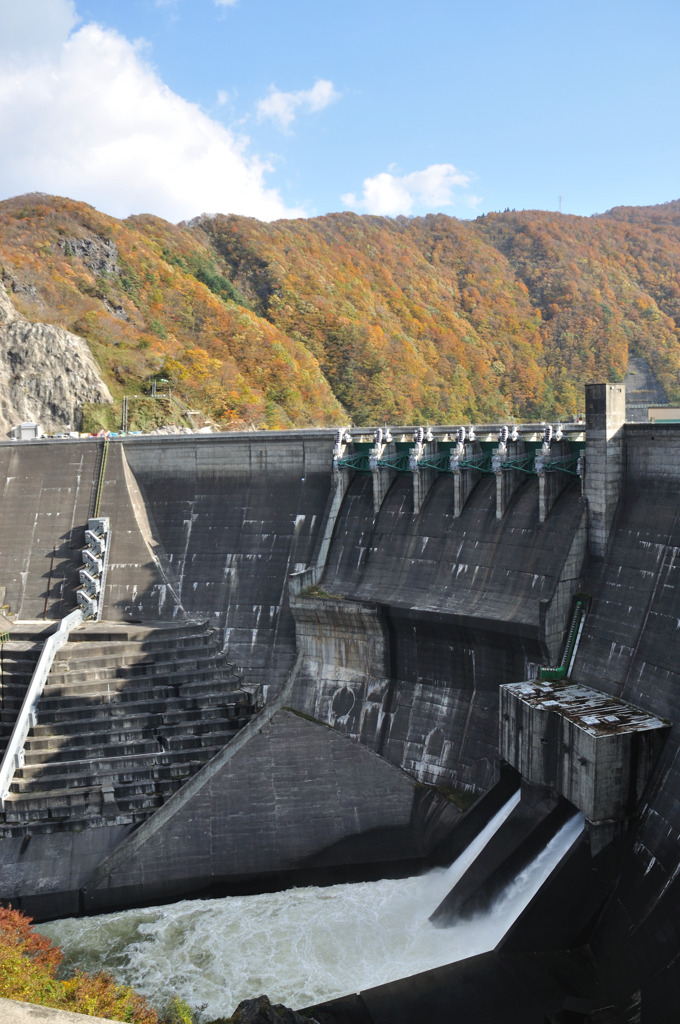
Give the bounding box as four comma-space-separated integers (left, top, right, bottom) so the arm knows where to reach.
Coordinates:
0, 381, 679, 1020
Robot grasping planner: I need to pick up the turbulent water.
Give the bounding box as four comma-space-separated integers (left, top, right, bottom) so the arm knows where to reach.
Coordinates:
41, 802, 583, 1021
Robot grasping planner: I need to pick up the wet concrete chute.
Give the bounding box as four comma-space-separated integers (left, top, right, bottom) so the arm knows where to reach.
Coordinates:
0, 381, 679, 1019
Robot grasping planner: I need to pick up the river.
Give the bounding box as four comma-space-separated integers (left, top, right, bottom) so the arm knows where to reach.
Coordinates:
41, 802, 582, 1020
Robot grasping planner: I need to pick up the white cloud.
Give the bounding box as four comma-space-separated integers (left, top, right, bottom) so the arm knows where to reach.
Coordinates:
0, 0, 78, 60
0, 0, 302, 222
257, 79, 340, 131
342, 164, 475, 216
213, 0, 238, 6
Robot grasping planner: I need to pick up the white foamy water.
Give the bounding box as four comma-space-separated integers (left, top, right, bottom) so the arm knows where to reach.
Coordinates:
41, 801, 582, 1021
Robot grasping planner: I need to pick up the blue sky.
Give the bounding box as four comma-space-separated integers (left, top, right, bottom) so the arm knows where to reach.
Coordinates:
0, 0, 678, 223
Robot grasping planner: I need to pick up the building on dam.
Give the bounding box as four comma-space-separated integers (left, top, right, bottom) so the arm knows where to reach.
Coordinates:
0, 381, 679, 1021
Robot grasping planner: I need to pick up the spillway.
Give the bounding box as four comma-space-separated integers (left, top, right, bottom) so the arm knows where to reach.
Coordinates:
40, 803, 582, 1020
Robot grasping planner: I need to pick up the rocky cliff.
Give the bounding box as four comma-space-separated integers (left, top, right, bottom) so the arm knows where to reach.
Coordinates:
0, 281, 112, 437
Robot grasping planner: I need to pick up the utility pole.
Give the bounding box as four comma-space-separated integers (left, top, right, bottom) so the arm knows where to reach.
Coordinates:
122, 396, 128, 433
559, 194, 562, 214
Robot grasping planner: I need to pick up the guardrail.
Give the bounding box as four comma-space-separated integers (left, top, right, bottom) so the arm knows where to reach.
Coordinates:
93, 437, 109, 519
0, 607, 84, 809
336, 429, 585, 478
539, 598, 588, 683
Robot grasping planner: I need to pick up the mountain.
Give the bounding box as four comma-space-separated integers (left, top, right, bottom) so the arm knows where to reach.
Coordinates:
0, 194, 343, 433
0, 280, 112, 437
0, 192, 679, 431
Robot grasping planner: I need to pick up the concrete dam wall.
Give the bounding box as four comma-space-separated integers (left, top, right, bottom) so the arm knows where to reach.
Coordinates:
2, 382, 680, 1018
101, 433, 334, 695
0, 441, 101, 620
290, 471, 586, 790
0, 432, 335, 693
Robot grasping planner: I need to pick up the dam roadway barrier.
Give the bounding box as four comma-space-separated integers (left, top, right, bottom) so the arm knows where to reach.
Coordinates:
3, 385, 680, 1016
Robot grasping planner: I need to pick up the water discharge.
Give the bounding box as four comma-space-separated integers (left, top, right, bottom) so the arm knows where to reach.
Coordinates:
41, 802, 583, 1021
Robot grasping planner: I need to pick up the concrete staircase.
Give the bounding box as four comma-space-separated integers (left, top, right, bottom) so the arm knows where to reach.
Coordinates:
0, 621, 256, 836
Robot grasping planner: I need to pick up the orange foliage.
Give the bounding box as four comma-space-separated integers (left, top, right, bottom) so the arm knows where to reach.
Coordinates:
0, 906, 158, 1023
1, 192, 680, 426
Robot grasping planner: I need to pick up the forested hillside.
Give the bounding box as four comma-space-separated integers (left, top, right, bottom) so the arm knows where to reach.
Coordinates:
0, 192, 679, 430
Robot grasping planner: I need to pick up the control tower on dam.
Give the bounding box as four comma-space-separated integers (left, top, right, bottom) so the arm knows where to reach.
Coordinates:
1, 382, 680, 1018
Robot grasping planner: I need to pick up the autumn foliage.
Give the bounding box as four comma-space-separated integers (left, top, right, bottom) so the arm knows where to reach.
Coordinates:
0, 906, 159, 1022
1, 192, 680, 428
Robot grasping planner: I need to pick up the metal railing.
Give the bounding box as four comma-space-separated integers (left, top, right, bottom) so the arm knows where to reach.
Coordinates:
539, 598, 588, 683
0, 607, 84, 809
336, 437, 583, 477
0, 513, 111, 808
536, 452, 582, 476
93, 437, 109, 518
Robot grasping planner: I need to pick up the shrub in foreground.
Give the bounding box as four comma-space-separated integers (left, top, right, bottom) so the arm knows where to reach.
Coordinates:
0, 906, 159, 1023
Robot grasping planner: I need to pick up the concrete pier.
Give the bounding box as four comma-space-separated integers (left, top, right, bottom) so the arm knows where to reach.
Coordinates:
536, 439, 582, 523
494, 439, 526, 519
409, 437, 438, 514
452, 440, 482, 516
584, 382, 625, 558
500, 680, 668, 823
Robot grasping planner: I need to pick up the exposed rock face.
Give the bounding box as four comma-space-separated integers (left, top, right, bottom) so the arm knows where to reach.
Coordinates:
57, 235, 119, 275
225, 995, 319, 1024
0, 281, 112, 436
